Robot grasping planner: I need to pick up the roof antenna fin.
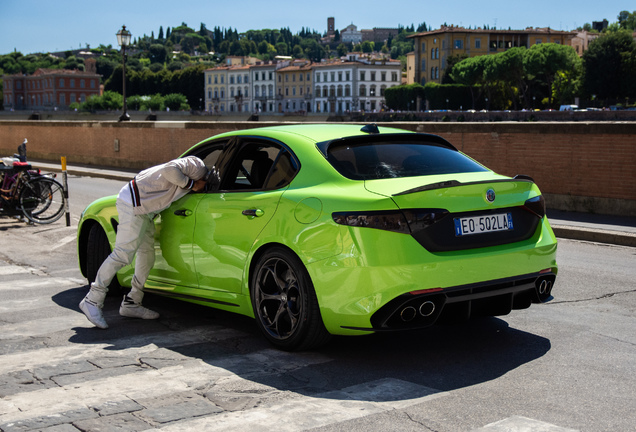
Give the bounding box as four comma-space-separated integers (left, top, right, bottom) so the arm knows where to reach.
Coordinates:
360, 123, 379, 134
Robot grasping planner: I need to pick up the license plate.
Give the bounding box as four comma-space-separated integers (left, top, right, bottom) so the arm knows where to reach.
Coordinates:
454, 213, 513, 236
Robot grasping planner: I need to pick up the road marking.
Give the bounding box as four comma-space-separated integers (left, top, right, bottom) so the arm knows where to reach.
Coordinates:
50, 235, 77, 251
0, 265, 31, 276
472, 416, 579, 432
149, 378, 446, 432
0, 277, 79, 291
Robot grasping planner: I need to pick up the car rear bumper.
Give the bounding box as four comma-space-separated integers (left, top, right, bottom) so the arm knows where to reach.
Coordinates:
307, 218, 558, 335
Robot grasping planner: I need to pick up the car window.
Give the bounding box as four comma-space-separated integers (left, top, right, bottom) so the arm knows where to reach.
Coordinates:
185, 140, 227, 169
224, 140, 299, 191
327, 141, 487, 180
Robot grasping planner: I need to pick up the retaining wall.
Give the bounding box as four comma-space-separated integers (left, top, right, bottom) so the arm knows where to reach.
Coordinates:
1, 120, 634, 216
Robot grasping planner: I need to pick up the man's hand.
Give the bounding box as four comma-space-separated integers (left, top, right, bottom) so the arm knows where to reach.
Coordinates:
192, 179, 207, 192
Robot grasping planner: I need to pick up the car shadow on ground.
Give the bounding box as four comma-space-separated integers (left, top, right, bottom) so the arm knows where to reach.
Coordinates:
56, 285, 550, 402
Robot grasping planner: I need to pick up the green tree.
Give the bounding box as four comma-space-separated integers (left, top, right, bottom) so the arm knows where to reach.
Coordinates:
449, 55, 491, 109
149, 44, 168, 64
164, 93, 190, 110
524, 43, 580, 108
384, 83, 426, 110
582, 31, 636, 100
618, 10, 636, 30
360, 41, 375, 53
336, 43, 348, 57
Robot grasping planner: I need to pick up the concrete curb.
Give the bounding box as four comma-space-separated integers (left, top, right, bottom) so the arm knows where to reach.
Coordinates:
552, 226, 636, 248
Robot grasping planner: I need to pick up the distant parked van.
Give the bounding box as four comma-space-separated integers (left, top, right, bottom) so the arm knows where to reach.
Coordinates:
559, 105, 578, 111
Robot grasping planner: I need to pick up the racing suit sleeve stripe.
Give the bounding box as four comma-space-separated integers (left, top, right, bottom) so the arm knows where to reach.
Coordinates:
130, 179, 141, 207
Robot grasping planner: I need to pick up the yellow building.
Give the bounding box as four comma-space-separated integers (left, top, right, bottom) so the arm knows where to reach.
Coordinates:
276, 60, 312, 113
408, 26, 576, 84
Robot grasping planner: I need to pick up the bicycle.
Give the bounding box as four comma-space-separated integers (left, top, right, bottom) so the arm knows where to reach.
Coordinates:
0, 160, 66, 225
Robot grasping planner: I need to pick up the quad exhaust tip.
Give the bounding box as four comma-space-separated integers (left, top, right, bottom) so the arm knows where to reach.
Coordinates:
539, 279, 552, 295
400, 301, 437, 322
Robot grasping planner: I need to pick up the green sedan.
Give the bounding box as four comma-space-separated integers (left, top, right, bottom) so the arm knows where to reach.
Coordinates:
77, 124, 558, 350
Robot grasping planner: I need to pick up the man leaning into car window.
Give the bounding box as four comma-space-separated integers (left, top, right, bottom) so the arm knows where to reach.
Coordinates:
79, 156, 212, 329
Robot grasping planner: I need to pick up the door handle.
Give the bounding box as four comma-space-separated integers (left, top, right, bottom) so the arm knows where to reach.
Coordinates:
174, 209, 193, 217
242, 208, 264, 217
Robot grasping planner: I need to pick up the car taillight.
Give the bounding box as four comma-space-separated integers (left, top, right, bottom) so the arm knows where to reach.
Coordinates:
522, 195, 546, 218
332, 209, 449, 234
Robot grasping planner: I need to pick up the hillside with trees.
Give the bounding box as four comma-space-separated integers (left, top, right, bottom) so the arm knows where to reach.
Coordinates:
1, 12, 635, 112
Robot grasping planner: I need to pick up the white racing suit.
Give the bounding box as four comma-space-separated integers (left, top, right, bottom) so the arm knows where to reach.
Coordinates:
85, 156, 207, 307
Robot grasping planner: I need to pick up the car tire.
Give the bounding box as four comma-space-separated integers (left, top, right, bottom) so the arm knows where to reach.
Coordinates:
250, 246, 331, 351
85, 224, 123, 295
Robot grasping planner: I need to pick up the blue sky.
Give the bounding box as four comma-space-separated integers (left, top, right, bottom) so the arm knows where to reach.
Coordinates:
0, 0, 632, 55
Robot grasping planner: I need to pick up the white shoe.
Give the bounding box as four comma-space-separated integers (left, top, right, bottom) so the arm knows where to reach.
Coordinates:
119, 295, 160, 320
79, 298, 109, 329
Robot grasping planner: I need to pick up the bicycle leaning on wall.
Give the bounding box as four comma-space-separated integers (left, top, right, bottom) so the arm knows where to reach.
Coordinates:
0, 160, 66, 225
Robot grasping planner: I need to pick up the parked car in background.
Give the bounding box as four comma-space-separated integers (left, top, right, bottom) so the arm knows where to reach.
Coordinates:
77, 124, 558, 350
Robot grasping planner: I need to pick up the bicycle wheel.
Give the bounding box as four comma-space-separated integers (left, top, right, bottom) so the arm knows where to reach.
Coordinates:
19, 177, 66, 224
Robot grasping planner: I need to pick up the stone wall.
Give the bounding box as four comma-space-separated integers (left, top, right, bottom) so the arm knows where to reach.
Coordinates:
1, 120, 634, 216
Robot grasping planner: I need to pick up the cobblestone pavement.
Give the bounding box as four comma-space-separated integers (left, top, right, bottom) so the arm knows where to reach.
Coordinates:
0, 257, 587, 432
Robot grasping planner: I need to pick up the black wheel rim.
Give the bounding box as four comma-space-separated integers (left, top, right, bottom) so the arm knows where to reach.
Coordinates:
254, 257, 302, 341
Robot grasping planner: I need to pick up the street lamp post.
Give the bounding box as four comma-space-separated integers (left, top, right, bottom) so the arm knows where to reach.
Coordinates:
116, 25, 132, 121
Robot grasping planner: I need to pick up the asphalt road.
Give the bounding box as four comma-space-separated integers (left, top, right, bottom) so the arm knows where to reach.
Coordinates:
0, 175, 635, 432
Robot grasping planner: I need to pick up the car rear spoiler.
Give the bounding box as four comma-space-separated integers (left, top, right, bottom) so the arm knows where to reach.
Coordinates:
393, 175, 536, 197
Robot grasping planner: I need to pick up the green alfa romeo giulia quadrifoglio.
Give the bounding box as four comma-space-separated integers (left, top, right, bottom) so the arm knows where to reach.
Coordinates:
77, 124, 557, 350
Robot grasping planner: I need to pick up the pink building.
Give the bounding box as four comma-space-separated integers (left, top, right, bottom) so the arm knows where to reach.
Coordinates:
3, 68, 101, 110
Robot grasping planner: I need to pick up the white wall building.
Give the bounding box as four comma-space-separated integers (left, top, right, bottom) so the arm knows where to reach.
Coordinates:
313, 59, 401, 113
250, 62, 277, 113
341, 24, 362, 44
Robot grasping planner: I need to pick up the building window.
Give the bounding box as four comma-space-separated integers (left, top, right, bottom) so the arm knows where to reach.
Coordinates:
214, 75, 218, 84
316, 73, 321, 82
475, 39, 481, 49
345, 85, 351, 97
370, 85, 376, 96
392, 72, 398, 82
360, 85, 366, 96
454, 40, 463, 49
360, 71, 366, 81
346, 71, 350, 81
421, 42, 426, 51
59, 79, 64, 88
371, 72, 376, 81
381, 72, 386, 81
338, 72, 342, 81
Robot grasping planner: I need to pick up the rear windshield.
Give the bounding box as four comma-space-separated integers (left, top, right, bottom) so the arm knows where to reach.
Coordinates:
326, 141, 488, 180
